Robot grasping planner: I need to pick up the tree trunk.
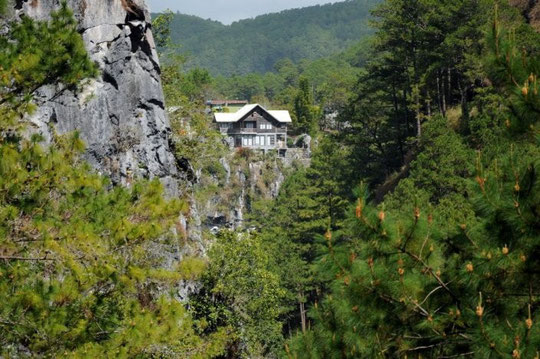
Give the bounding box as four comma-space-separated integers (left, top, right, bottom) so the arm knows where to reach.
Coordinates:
392, 83, 405, 162
442, 72, 447, 115
299, 291, 307, 333
447, 67, 452, 107
402, 90, 410, 136
437, 71, 446, 117
458, 80, 469, 130
415, 85, 421, 139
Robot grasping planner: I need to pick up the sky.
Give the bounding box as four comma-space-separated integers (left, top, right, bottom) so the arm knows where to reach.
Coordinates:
147, 0, 344, 24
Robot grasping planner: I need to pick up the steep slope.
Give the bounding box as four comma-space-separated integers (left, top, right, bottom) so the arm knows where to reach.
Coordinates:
13, 0, 181, 195
160, 0, 381, 75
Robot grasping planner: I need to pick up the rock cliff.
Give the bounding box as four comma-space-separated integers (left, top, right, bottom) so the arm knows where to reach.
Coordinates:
510, 0, 540, 31
189, 148, 311, 238
12, 0, 180, 195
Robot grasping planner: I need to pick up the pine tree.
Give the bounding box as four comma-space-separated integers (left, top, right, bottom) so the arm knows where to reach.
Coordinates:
0, 2, 97, 129
0, 4, 231, 357
293, 76, 319, 135
287, 11, 539, 358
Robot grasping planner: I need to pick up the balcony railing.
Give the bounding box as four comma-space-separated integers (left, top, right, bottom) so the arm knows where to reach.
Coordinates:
234, 142, 287, 149
227, 127, 287, 134
238, 127, 257, 133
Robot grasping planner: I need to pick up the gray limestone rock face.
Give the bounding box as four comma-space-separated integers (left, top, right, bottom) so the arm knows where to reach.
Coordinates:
13, 0, 181, 196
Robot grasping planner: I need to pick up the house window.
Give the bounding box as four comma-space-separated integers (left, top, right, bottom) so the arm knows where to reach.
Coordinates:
268, 135, 275, 146
254, 136, 259, 145
242, 136, 254, 146
260, 123, 273, 130
259, 135, 265, 145
244, 121, 255, 129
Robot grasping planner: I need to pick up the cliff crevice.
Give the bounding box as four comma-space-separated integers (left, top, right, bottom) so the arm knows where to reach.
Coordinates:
13, 0, 182, 196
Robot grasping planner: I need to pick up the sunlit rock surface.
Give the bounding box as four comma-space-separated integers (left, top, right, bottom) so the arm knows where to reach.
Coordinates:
14, 0, 181, 195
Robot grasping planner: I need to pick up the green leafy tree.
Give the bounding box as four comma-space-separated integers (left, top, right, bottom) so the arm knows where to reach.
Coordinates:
244, 137, 351, 338
191, 231, 285, 358
152, 9, 174, 49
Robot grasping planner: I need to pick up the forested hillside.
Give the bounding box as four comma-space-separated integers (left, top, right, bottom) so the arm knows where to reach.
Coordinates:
152, 0, 540, 356
156, 0, 380, 75
2, 0, 539, 357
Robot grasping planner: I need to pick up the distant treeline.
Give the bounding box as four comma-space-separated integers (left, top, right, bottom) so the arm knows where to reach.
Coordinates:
151, 0, 381, 76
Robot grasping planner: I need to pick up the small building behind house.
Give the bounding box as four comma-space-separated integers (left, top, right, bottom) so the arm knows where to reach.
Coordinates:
214, 104, 291, 153
207, 99, 248, 113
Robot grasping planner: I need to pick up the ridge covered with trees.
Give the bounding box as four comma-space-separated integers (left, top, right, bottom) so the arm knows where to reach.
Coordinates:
154, 0, 381, 76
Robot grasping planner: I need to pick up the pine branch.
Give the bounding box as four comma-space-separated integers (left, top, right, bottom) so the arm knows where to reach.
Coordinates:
439, 352, 475, 358
401, 248, 461, 306
0, 255, 54, 261
405, 343, 441, 352
418, 285, 443, 307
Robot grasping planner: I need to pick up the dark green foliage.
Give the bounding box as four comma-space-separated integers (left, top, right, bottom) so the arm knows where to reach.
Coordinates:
293, 77, 319, 134
243, 137, 352, 338
191, 231, 285, 358
486, 7, 540, 133
385, 116, 475, 204
0, 0, 7, 15
333, 0, 514, 189
152, 0, 381, 76
286, 8, 540, 357
214, 48, 364, 111
288, 134, 539, 357
251, 168, 326, 339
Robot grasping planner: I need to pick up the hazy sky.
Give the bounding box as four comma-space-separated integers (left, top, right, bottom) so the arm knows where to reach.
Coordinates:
147, 0, 344, 24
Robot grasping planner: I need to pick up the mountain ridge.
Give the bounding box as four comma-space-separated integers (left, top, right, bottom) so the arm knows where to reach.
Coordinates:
153, 0, 381, 75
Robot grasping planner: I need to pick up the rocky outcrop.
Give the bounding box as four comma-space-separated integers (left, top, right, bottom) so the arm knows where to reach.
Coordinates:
510, 0, 540, 31
13, 0, 181, 195
194, 149, 311, 234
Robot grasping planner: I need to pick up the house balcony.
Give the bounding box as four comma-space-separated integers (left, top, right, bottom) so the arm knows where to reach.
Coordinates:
227, 127, 287, 134
234, 142, 288, 150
